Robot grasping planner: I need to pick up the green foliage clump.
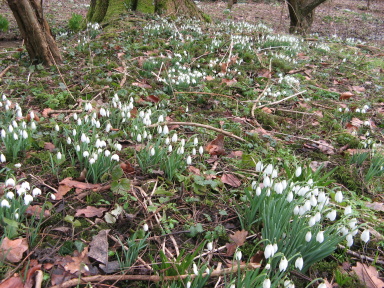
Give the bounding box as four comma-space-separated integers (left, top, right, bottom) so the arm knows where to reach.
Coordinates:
0, 15, 9, 32
68, 13, 84, 33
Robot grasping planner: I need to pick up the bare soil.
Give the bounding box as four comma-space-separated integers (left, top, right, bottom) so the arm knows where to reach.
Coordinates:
0, 0, 383, 45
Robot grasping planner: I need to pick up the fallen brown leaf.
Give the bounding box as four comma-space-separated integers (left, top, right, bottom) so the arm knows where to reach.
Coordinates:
75, 206, 107, 218
221, 78, 237, 86
25, 205, 51, 219
44, 142, 56, 152
0, 276, 24, 288
227, 151, 243, 158
221, 173, 241, 187
365, 202, 384, 212
229, 230, 248, 246
261, 107, 273, 114
340, 91, 354, 100
352, 262, 384, 288
42, 108, 53, 118
132, 82, 152, 89
64, 247, 90, 274
0, 237, 28, 263
205, 134, 226, 156
205, 75, 214, 81
146, 95, 160, 103
188, 166, 201, 176
120, 162, 135, 174
88, 230, 110, 265
317, 140, 335, 155
352, 86, 366, 93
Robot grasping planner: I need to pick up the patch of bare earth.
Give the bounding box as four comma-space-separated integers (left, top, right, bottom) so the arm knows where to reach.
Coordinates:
199, 0, 384, 45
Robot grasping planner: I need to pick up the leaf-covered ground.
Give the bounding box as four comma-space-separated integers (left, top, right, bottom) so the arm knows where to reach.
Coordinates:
0, 1, 384, 288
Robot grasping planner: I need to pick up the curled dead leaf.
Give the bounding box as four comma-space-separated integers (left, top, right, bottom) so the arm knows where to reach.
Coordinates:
75, 206, 107, 218
340, 91, 354, 100
0, 237, 28, 263
205, 134, 226, 156
221, 173, 241, 187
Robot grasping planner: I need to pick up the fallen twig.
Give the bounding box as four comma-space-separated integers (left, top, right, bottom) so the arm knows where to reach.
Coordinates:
48, 263, 260, 288
257, 90, 306, 109
149, 121, 247, 142
338, 245, 384, 265
0, 64, 17, 78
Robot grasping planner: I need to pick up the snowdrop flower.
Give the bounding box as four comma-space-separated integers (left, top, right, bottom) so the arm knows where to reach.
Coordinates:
0, 154, 5, 163
111, 154, 120, 161
192, 148, 196, 155
137, 134, 142, 142
165, 137, 170, 145
235, 250, 242, 261
32, 188, 42, 197
115, 143, 122, 151
158, 115, 164, 123
271, 169, 278, 178
335, 191, 343, 203
13, 133, 18, 140
295, 166, 302, 177
171, 133, 178, 143
193, 263, 198, 275
168, 145, 173, 152
177, 146, 185, 155
1, 129, 5, 138
77, 118, 82, 126
361, 229, 370, 243
207, 242, 213, 251
279, 256, 288, 272
163, 125, 169, 134
344, 205, 352, 215
327, 210, 337, 221
263, 176, 271, 188
22, 130, 28, 139
8, 125, 13, 133
89, 158, 95, 165
263, 278, 271, 288
274, 182, 283, 194
308, 216, 316, 227
55, 124, 60, 132
286, 192, 294, 202
316, 231, 324, 243
150, 147, 155, 156
305, 231, 312, 242
100, 108, 107, 117
57, 152, 62, 160
83, 151, 89, 158
73, 113, 78, 120
105, 123, 111, 132
6, 191, 14, 199
14, 213, 19, 220
199, 146, 204, 155
21, 182, 30, 191
318, 283, 327, 288
256, 186, 262, 196
104, 150, 111, 157
255, 161, 264, 172
51, 193, 56, 200
193, 137, 198, 146
14, 163, 21, 168
24, 194, 34, 205
293, 205, 300, 215
143, 223, 149, 232
346, 234, 354, 247
186, 155, 192, 165
295, 257, 304, 270
265, 264, 270, 270
264, 164, 273, 175
310, 194, 317, 206
157, 126, 163, 134
264, 244, 275, 259
1, 199, 10, 208
186, 281, 191, 288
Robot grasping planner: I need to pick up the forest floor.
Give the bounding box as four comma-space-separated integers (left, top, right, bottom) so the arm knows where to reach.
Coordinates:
0, 1, 384, 288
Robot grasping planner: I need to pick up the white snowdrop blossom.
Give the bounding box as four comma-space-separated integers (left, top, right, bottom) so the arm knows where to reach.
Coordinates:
346, 234, 354, 247
6, 191, 14, 199
83, 151, 89, 158
150, 147, 155, 156
171, 133, 178, 142
143, 223, 149, 232
193, 137, 198, 146
1, 199, 10, 208
32, 188, 42, 197
199, 146, 204, 155
168, 145, 173, 152
305, 231, 312, 242
193, 263, 198, 275
263, 278, 271, 288
57, 152, 62, 160
264, 244, 275, 259
105, 123, 111, 132
111, 154, 120, 161
24, 194, 34, 205
318, 283, 327, 288
235, 250, 242, 261
286, 192, 294, 202
163, 125, 169, 134
51, 193, 56, 200
137, 134, 142, 142
89, 158, 96, 165
295, 166, 302, 177
186, 281, 191, 288
14, 163, 21, 168
316, 231, 324, 243
279, 256, 288, 272
158, 115, 164, 122
21, 182, 30, 191
5, 178, 16, 187
256, 186, 262, 196
335, 191, 343, 203
192, 148, 196, 156
0, 154, 5, 162
326, 210, 337, 221
186, 155, 192, 165
295, 257, 304, 270
264, 164, 273, 175
55, 124, 60, 132
207, 242, 213, 251
263, 176, 271, 188
255, 161, 264, 172
361, 229, 370, 243
344, 205, 352, 215
13, 133, 18, 140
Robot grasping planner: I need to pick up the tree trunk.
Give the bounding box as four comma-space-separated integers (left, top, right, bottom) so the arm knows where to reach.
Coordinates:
87, 0, 208, 24
287, 0, 328, 34
7, 0, 62, 66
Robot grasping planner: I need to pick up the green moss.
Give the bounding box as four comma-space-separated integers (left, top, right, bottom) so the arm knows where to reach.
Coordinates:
136, 0, 155, 14
335, 133, 360, 148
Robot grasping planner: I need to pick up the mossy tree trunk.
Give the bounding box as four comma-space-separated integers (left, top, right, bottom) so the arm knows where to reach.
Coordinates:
87, 0, 207, 24
7, 0, 62, 65
287, 0, 328, 34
